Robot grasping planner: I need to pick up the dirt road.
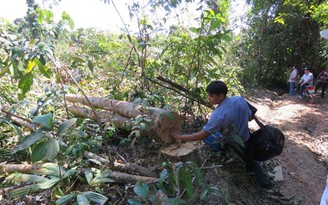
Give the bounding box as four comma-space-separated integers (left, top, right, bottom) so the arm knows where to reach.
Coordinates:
247, 89, 328, 205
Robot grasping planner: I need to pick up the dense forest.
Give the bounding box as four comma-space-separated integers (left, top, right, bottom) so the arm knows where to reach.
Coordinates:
0, 0, 327, 204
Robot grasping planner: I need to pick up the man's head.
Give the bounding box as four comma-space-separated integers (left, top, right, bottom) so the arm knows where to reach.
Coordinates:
206, 81, 228, 105
304, 67, 310, 73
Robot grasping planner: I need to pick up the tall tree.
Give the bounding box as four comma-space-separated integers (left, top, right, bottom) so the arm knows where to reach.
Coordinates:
237, 0, 327, 87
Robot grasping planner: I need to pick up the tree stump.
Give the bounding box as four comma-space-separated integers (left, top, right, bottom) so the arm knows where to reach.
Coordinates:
160, 142, 204, 165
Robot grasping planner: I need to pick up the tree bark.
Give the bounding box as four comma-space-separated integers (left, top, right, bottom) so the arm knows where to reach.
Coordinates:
65, 95, 181, 143
68, 105, 131, 130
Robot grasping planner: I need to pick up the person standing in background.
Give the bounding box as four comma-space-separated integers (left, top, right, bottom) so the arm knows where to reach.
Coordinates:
288, 65, 298, 96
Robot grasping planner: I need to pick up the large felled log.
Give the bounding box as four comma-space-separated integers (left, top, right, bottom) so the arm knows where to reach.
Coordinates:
68, 105, 131, 130
65, 95, 181, 143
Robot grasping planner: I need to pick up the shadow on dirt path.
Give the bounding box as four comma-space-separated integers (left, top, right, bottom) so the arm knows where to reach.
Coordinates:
245, 89, 328, 205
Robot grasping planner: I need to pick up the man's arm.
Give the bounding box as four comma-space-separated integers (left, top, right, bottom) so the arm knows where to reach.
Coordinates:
169, 128, 210, 142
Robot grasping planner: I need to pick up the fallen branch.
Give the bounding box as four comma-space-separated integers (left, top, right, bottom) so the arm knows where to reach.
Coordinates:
110, 171, 157, 184
156, 75, 212, 108
10, 117, 35, 131
0, 164, 48, 174
0, 164, 157, 184
114, 162, 156, 178
84, 151, 156, 177
84, 151, 111, 164
1, 108, 32, 123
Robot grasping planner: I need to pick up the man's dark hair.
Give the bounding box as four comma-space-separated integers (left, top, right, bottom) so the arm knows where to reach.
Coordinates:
206, 80, 228, 96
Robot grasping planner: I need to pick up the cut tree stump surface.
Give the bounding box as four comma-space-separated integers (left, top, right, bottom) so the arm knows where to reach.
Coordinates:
161, 142, 204, 165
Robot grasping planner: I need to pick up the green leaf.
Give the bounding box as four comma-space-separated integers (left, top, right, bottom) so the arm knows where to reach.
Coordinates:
84, 169, 93, 185
45, 138, 60, 161
90, 177, 115, 185
184, 170, 194, 198
32, 113, 53, 129
0, 118, 24, 139
62, 11, 75, 29
25, 60, 36, 74
77, 194, 90, 205
127, 198, 143, 205
9, 173, 47, 183
200, 189, 208, 200
34, 58, 52, 78
133, 181, 149, 198
31, 141, 47, 162
72, 56, 85, 64
37, 177, 60, 189
83, 191, 108, 205
56, 193, 76, 205
87, 60, 94, 72
9, 184, 40, 198
18, 72, 34, 100
63, 169, 78, 179
231, 135, 245, 148
209, 19, 221, 31
159, 169, 168, 182
39, 163, 61, 177
57, 118, 77, 135
189, 27, 201, 34
12, 130, 44, 154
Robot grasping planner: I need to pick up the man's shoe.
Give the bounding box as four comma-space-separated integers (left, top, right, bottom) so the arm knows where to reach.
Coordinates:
260, 181, 274, 192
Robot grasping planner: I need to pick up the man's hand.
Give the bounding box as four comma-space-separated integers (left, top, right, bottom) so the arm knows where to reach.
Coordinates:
169, 127, 210, 142
169, 126, 181, 140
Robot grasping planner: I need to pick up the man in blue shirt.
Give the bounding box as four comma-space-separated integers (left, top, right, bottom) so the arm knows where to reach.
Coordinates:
169, 80, 272, 189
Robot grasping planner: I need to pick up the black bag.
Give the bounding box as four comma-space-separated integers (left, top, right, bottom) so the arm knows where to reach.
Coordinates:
246, 101, 285, 161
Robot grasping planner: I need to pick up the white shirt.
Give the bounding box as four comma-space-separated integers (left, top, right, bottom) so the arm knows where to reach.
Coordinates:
301, 72, 313, 84
288, 69, 298, 82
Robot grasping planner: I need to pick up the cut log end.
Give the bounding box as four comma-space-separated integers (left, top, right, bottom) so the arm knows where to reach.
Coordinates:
160, 142, 204, 165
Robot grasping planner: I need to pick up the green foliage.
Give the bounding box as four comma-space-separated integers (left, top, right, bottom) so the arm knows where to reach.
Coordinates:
128, 161, 219, 204
239, 0, 327, 87
84, 168, 114, 186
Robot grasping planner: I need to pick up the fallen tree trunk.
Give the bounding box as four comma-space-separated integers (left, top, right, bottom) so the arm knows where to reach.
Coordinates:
65, 95, 181, 143
68, 105, 131, 130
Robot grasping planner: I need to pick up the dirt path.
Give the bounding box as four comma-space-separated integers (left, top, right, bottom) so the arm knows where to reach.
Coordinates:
247, 89, 328, 205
